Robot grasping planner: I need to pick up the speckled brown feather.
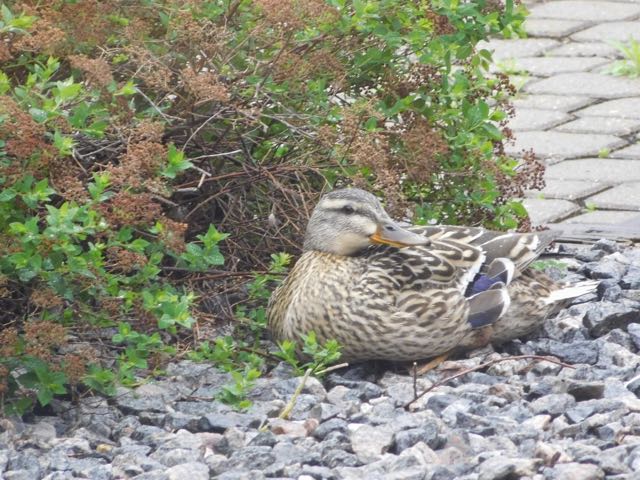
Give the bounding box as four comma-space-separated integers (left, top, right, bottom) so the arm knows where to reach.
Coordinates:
267, 189, 594, 363
268, 241, 489, 362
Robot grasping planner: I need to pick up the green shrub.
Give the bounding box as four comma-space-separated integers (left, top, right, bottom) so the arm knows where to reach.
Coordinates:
0, 0, 535, 413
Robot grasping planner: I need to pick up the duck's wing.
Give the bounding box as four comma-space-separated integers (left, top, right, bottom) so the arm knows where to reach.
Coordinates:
411, 225, 560, 273
366, 240, 510, 330
368, 237, 487, 291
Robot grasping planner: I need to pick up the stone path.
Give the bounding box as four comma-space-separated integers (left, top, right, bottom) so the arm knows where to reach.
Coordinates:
483, 0, 640, 239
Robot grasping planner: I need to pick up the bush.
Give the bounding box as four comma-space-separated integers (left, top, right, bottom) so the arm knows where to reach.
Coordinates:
0, 0, 539, 413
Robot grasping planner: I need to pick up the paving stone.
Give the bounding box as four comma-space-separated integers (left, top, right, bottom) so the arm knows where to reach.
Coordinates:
506, 56, 610, 77
546, 42, 622, 58
522, 198, 581, 225
524, 18, 590, 37
528, 1, 640, 21
526, 179, 610, 200
478, 38, 561, 60
563, 210, 640, 224
513, 94, 594, 112
575, 98, 640, 119
525, 73, 640, 99
555, 116, 640, 135
610, 142, 640, 159
507, 109, 573, 131
572, 21, 640, 42
505, 131, 625, 159
585, 183, 640, 210
546, 159, 640, 182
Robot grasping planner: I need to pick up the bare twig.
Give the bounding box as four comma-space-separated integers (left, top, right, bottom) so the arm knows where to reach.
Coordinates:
412, 362, 418, 400
404, 355, 574, 409
314, 362, 349, 377
278, 368, 312, 420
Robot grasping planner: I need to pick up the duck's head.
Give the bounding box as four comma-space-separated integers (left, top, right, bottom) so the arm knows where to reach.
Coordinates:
303, 188, 430, 256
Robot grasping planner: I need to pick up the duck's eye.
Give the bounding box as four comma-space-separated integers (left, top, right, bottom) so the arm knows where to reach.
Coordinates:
342, 205, 355, 215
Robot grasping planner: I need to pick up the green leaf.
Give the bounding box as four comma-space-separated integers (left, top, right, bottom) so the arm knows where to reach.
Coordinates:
0, 70, 10, 94
55, 78, 82, 102
115, 80, 137, 96
162, 144, 193, 179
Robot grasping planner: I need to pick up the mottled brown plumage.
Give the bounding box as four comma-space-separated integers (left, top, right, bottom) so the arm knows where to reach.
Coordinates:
267, 189, 596, 362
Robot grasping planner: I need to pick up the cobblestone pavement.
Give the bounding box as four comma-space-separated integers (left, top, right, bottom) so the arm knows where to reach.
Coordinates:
483, 0, 640, 239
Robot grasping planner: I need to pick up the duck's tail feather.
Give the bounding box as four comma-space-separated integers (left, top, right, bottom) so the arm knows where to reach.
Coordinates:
543, 280, 599, 304
467, 286, 511, 328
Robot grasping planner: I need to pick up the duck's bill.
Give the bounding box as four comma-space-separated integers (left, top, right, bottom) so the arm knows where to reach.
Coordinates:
370, 224, 430, 248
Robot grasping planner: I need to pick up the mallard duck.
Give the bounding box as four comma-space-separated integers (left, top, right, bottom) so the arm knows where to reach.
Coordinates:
267, 188, 597, 362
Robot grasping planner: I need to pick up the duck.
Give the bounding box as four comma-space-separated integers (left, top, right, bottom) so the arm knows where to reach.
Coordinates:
267, 188, 597, 363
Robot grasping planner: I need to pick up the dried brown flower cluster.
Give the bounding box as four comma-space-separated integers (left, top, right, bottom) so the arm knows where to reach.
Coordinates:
49, 157, 90, 203
23, 320, 67, 362
30, 288, 64, 310
399, 118, 449, 183
181, 68, 230, 103
384, 64, 443, 99
337, 103, 407, 214
170, 11, 229, 58
99, 191, 162, 228
158, 217, 188, 253
63, 354, 87, 384
0, 327, 19, 359
256, 0, 338, 31
0, 365, 9, 395
273, 49, 346, 89
7, 11, 66, 56
51, 0, 115, 47
425, 9, 456, 35
0, 97, 51, 166
69, 54, 114, 89
106, 246, 148, 273
125, 46, 175, 92
107, 124, 168, 190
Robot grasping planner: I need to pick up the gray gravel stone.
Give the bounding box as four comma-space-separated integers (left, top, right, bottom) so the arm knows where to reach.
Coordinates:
313, 418, 349, 441
478, 456, 538, 480
628, 323, 640, 350
392, 424, 443, 453
349, 424, 396, 463
584, 301, 640, 337
165, 462, 209, 480
197, 411, 263, 433
545, 462, 605, 480
621, 265, 640, 289
531, 393, 576, 416
541, 339, 599, 364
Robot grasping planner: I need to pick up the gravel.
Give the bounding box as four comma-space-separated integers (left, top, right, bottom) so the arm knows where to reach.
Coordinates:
3, 240, 640, 479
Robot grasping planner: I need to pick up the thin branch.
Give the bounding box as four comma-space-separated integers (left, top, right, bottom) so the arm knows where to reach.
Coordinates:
314, 362, 349, 377
404, 354, 574, 409
278, 368, 312, 420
